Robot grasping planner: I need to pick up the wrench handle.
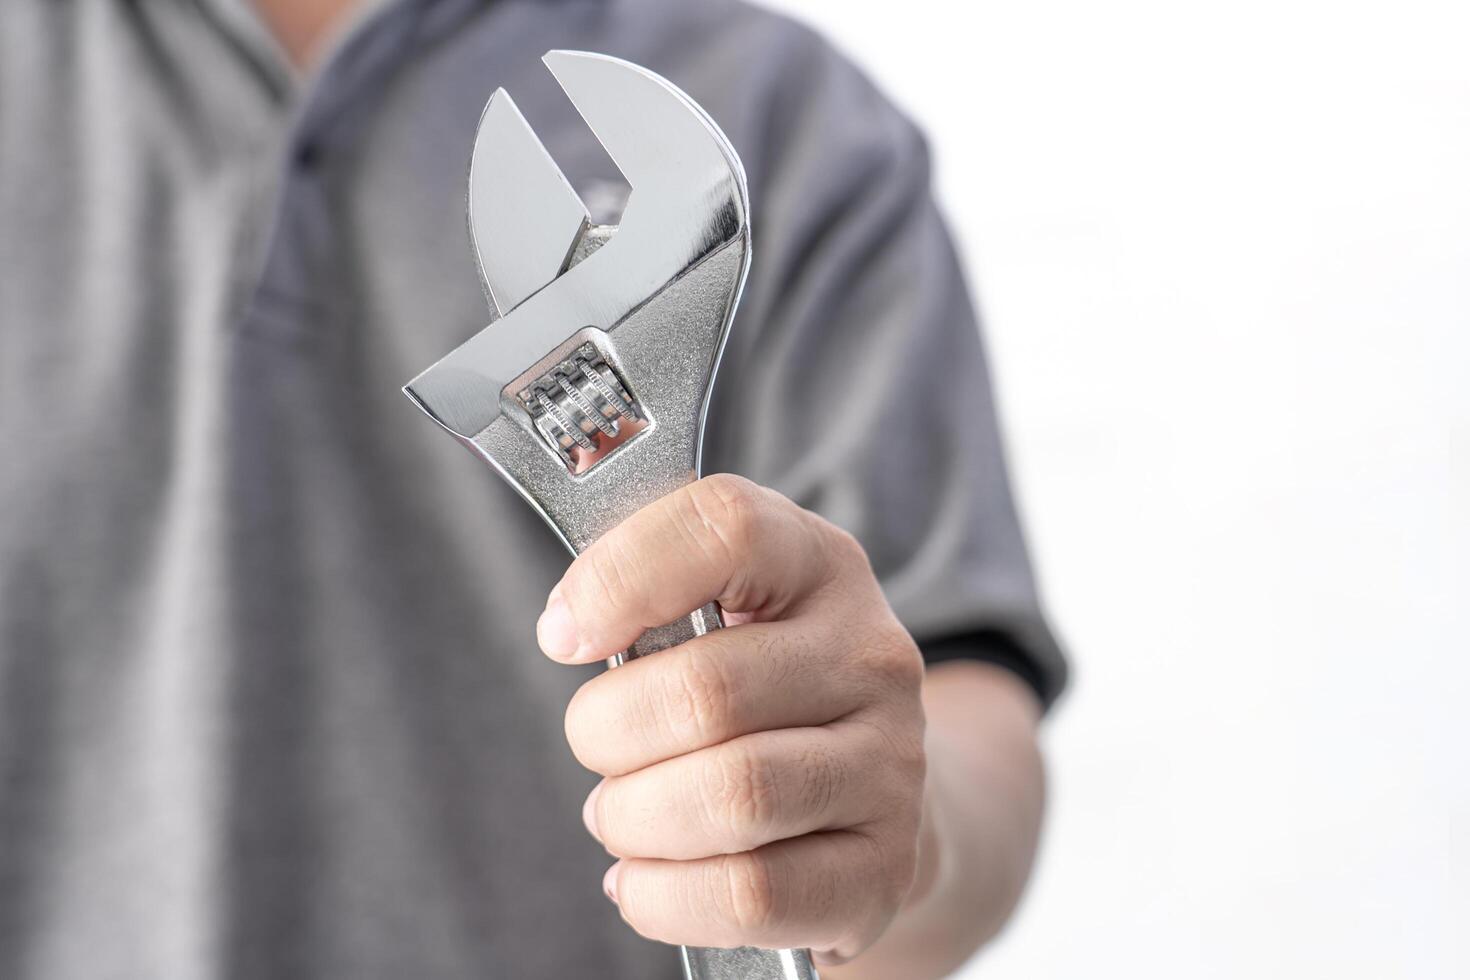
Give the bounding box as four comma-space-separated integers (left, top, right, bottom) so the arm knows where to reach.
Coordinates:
682, 945, 820, 980
608, 606, 820, 980
609, 602, 724, 667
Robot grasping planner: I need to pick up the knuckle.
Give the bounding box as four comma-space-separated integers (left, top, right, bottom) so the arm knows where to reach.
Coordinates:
824, 521, 869, 568
900, 728, 928, 786
688, 474, 768, 554
805, 518, 880, 612
865, 620, 925, 694
708, 743, 781, 846
850, 713, 925, 806
720, 851, 782, 936
760, 628, 808, 686
878, 708, 927, 782
859, 829, 914, 914
885, 835, 922, 910
892, 832, 922, 894
583, 544, 634, 610
667, 649, 735, 745
796, 741, 845, 818
816, 519, 869, 579
700, 472, 765, 511
621, 675, 678, 769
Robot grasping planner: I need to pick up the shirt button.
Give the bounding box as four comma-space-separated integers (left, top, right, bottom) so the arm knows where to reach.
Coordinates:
293, 141, 322, 170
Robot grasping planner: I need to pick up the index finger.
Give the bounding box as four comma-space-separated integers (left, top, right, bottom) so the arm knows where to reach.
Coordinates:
535, 474, 842, 663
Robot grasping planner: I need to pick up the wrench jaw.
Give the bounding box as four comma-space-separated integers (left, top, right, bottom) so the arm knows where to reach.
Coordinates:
403, 49, 751, 553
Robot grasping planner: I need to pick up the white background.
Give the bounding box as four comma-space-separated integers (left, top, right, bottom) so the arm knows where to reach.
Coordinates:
760, 1, 1468, 976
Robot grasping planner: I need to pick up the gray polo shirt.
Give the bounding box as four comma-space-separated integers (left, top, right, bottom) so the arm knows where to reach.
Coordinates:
0, 1, 1066, 977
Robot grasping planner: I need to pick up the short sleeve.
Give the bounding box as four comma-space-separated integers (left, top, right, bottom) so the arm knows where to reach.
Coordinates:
702, 28, 1069, 709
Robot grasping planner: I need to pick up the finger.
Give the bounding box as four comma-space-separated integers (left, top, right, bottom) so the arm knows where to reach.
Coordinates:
607, 830, 907, 958
565, 620, 867, 776
537, 474, 853, 663
587, 725, 892, 860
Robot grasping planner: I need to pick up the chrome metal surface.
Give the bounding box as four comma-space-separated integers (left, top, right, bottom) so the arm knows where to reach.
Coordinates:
401, 51, 818, 979
405, 50, 748, 442
469, 91, 589, 316
683, 946, 821, 980
517, 342, 644, 473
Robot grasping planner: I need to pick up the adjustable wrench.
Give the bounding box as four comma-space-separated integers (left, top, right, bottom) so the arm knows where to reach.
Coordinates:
402, 51, 820, 980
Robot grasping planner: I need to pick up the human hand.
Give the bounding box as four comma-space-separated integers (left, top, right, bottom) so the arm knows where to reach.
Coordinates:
536, 474, 927, 964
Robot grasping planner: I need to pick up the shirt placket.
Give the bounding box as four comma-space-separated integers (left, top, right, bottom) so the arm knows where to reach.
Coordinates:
213, 0, 478, 347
